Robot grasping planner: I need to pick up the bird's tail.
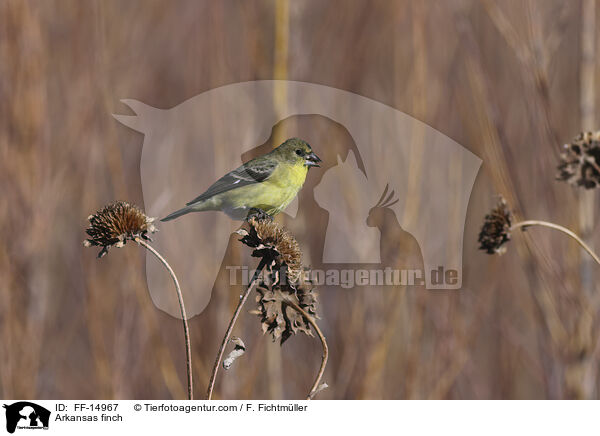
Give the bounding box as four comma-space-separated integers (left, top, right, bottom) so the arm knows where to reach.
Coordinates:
161, 205, 195, 222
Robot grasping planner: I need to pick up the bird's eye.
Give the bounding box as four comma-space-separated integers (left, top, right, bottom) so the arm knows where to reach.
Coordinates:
295, 149, 304, 156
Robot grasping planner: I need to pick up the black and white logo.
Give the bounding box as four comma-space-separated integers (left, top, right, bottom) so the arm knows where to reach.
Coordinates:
3, 402, 50, 434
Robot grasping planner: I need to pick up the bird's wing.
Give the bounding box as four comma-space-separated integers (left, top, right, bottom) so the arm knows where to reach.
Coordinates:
186, 158, 278, 205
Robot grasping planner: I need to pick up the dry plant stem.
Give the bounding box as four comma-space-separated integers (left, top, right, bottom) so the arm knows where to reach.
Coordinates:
282, 298, 329, 400
206, 258, 268, 400
135, 237, 193, 400
511, 221, 600, 266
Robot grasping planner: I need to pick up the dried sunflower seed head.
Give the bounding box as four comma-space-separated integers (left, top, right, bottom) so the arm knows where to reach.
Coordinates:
237, 219, 319, 344
237, 218, 302, 284
557, 131, 600, 189
84, 201, 157, 258
478, 197, 513, 255
255, 275, 319, 345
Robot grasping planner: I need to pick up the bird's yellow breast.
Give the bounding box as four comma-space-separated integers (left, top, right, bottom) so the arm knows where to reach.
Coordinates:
211, 161, 308, 216
270, 161, 309, 189
256, 162, 308, 214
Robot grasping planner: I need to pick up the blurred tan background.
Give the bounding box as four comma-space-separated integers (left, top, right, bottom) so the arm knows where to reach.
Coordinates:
2, 0, 600, 399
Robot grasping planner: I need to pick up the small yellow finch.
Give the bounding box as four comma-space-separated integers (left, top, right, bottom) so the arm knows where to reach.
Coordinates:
161, 138, 321, 222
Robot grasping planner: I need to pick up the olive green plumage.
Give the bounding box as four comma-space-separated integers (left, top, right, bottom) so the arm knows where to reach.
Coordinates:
161, 138, 321, 221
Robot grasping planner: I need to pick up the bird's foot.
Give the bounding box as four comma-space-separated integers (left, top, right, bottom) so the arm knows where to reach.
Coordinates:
246, 208, 273, 222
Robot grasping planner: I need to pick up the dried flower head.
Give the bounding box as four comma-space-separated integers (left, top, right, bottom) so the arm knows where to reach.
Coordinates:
237, 218, 302, 284
557, 131, 600, 189
478, 197, 513, 255
84, 201, 157, 258
255, 271, 319, 345
237, 219, 319, 344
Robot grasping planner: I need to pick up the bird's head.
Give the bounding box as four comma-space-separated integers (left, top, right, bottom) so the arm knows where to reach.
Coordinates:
274, 138, 321, 168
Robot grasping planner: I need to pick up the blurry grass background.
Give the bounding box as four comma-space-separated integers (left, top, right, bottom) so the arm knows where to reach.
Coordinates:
2, 0, 600, 399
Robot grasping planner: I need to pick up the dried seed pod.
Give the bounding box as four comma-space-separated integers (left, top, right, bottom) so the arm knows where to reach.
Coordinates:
478, 197, 513, 255
238, 218, 302, 284
84, 201, 157, 258
557, 131, 600, 189
255, 278, 319, 345
238, 218, 319, 344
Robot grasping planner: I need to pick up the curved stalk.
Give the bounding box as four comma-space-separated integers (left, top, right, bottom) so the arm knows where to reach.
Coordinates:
135, 237, 193, 400
511, 220, 600, 266
206, 258, 267, 400
282, 298, 329, 400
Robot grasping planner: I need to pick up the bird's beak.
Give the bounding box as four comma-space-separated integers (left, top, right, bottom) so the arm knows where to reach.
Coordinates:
305, 152, 322, 167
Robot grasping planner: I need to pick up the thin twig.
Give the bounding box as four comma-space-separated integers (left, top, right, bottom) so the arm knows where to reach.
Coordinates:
135, 237, 193, 400
511, 220, 600, 266
282, 298, 329, 400
206, 258, 267, 400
